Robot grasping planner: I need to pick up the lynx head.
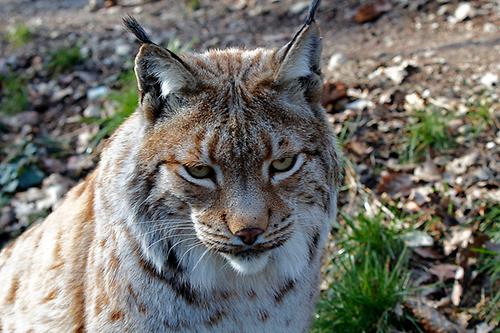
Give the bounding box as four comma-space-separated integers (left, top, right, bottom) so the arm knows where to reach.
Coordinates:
122, 0, 340, 277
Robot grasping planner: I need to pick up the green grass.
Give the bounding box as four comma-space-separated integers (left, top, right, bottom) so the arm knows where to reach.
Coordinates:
312, 213, 420, 333
403, 107, 455, 162
464, 99, 497, 138
0, 73, 29, 114
47, 46, 83, 73
185, 0, 201, 11
476, 205, 500, 326
7, 23, 32, 47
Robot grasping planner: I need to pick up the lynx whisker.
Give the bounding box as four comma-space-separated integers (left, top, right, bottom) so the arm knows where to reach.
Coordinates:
190, 245, 214, 273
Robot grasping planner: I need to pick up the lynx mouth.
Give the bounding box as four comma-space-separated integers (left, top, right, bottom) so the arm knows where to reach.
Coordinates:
222, 251, 271, 275
233, 248, 267, 258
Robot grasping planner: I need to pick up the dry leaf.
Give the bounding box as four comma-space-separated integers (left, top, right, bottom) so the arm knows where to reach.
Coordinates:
405, 297, 467, 333
428, 264, 460, 282
346, 141, 373, 156
354, 1, 392, 23
414, 158, 442, 182
444, 227, 473, 255
321, 81, 348, 109
451, 280, 463, 306
376, 171, 413, 198
413, 247, 442, 259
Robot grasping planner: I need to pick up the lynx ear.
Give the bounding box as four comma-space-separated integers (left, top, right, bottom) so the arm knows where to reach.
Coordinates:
275, 0, 322, 84
134, 44, 195, 98
123, 16, 196, 120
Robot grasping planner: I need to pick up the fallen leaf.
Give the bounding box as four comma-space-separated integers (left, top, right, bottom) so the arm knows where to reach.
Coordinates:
321, 81, 348, 109
451, 279, 463, 306
414, 158, 442, 182
429, 263, 460, 281
345, 141, 373, 156
413, 247, 442, 259
444, 227, 473, 255
475, 322, 496, 333
354, 1, 392, 24
405, 297, 467, 333
376, 171, 413, 198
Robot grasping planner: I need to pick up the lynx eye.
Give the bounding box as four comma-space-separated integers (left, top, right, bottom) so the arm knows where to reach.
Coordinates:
270, 156, 296, 173
184, 165, 214, 179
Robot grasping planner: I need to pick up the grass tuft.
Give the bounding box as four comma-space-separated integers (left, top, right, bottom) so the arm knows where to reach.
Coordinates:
7, 23, 32, 47
47, 46, 83, 73
312, 213, 419, 333
0, 73, 29, 114
476, 205, 500, 326
185, 0, 201, 11
403, 107, 455, 162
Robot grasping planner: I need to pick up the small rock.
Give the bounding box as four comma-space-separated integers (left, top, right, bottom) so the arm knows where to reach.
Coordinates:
36, 174, 74, 211
449, 2, 475, 23
409, 185, 433, 206
445, 152, 478, 175
384, 65, 407, 84
116, 43, 132, 56
10, 111, 40, 127
66, 155, 95, 177
402, 230, 434, 247
51, 87, 73, 102
83, 104, 101, 118
42, 157, 66, 174
17, 187, 45, 202
479, 72, 498, 89
369, 61, 417, 85
77, 130, 95, 154
483, 22, 497, 33
87, 86, 109, 101
327, 53, 347, 71
404, 93, 425, 110
345, 99, 374, 110
289, 1, 310, 15
476, 322, 496, 333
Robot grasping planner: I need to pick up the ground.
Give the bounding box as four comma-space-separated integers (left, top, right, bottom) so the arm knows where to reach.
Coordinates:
0, 0, 499, 332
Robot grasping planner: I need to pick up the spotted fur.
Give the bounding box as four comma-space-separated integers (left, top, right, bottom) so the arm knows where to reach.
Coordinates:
0, 2, 341, 332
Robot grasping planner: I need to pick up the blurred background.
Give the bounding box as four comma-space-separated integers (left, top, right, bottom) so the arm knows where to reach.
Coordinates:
0, 0, 498, 331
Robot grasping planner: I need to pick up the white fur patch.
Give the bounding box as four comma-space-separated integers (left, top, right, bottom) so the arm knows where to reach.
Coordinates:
222, 252, 270, 275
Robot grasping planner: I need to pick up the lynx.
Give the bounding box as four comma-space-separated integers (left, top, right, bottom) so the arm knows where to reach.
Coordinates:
0, 1, 341, 331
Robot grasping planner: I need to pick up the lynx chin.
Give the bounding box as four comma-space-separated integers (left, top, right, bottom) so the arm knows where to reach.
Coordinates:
0, 0, 341, 331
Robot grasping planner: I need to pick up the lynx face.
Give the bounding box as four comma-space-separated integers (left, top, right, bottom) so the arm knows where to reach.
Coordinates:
123, 17, 340, 277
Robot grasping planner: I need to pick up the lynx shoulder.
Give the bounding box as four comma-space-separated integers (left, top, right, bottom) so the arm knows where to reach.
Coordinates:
0, 1, 341, 332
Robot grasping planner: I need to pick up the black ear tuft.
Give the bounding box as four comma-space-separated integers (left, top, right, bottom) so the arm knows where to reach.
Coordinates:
304, 0, 321, 25
123, 16, 154, 45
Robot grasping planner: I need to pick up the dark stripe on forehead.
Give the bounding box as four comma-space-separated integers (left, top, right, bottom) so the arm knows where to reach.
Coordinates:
262, 131, 273, 161
207, 129, 221, 164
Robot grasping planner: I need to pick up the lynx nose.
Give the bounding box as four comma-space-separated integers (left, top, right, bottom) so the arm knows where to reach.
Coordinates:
235, 228, 264, 245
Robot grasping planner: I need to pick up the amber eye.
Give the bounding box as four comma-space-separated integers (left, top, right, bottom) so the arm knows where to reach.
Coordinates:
184, 165, 214, 179
270, 156, 296, 173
